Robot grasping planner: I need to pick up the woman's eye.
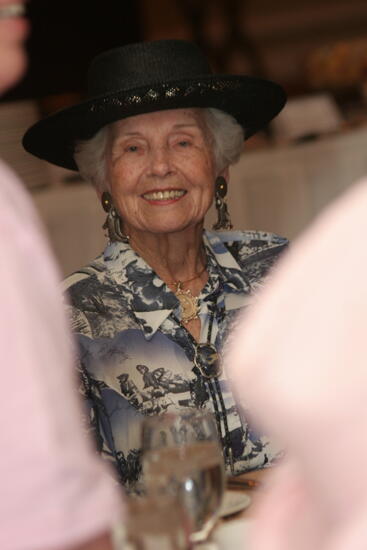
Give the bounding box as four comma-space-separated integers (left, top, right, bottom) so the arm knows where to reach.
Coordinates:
177, 140, 190, 147
126, 144, 139, 152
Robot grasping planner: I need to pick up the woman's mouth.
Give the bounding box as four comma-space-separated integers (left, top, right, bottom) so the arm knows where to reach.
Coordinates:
142, 189, 186, 201
0, 4, 26, 19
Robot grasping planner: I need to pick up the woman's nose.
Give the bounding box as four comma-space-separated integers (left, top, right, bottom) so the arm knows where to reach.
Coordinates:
148, 146, 172, 177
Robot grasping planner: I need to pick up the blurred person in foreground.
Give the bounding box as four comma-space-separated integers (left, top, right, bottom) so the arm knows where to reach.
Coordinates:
227, 178, 367, 550
22, 39, 288, 490
0, 2, 123, 549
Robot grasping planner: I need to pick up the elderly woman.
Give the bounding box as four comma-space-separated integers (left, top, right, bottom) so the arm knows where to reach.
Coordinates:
23, 39, 288, 489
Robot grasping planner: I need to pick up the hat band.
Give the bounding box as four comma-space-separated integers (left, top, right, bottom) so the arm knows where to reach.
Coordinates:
88, 77, 244, 114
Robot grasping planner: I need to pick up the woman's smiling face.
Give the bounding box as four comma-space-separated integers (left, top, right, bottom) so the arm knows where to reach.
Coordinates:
105, 108, 220, 238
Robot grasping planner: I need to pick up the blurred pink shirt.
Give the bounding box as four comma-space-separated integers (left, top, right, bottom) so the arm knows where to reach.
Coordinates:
227, 178, 367, 550
0, 160, 123, 550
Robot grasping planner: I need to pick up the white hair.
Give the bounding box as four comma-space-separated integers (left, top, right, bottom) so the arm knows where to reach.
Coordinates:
204, 108, 245, 172
74, 126, 109, 192
73, 108, 245, 192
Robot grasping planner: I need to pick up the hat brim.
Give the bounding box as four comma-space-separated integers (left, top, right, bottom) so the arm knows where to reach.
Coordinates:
23, 74, 286, 171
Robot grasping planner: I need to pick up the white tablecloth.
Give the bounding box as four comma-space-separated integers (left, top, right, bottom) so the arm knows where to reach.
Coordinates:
207, 124, 367, 240
32, 183, 106, 277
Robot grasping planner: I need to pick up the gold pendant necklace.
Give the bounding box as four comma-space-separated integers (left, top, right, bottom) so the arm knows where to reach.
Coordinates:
168, 264, 207, 324
174, 282, 200, 324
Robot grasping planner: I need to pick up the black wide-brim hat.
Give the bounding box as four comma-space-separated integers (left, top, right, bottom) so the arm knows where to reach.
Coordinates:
23, 39, 286, 171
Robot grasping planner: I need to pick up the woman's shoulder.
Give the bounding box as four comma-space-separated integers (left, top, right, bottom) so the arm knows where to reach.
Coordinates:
62, 253, 107, 303
206, 229, 288, 256
62, 255, 110, 337
205, 229, 289, 282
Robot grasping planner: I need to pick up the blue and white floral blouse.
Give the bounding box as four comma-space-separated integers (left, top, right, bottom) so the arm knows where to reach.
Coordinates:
64, 230, 288, 490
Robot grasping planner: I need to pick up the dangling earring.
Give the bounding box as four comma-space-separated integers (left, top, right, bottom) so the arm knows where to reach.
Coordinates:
101, 191, 130, 244
212, 176, 233, 231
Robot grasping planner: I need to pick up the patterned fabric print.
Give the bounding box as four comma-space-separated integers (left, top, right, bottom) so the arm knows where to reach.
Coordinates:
64, 230, 288, 490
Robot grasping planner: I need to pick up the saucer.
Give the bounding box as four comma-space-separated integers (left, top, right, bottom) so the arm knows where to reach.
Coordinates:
219, 490, 251, 518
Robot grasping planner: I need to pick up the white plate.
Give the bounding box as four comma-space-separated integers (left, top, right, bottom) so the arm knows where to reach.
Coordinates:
219, 490, 251, 518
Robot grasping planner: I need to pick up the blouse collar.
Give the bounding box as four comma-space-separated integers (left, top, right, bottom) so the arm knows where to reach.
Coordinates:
103, 230, 251, 339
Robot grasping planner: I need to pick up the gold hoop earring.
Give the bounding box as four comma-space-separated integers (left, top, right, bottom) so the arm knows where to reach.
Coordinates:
101, 191, 130, 244
212, 176, 233, 231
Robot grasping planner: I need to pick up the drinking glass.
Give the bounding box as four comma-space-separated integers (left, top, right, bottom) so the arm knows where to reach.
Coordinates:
125, 493, 193, 550
141, 409, 225, 543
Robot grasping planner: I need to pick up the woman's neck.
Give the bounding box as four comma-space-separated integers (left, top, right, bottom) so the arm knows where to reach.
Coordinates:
127, 224, 208, 342
128, 225, 207, 284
